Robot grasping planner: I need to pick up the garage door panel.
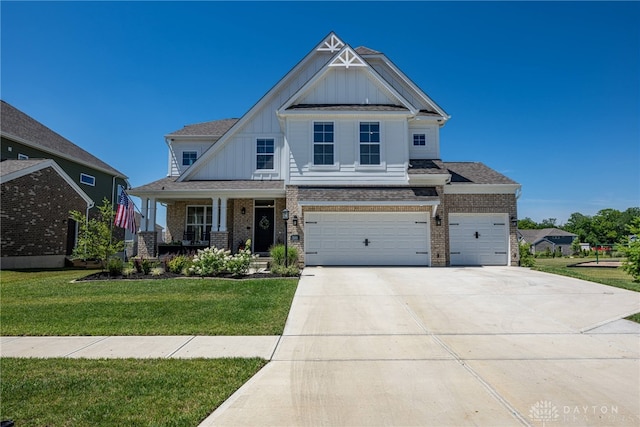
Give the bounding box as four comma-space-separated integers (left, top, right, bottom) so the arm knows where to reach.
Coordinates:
449, 214, 508, 266
305, 212, 430, 266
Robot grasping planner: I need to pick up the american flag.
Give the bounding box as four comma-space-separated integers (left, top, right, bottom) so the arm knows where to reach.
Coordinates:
114, 189, 137, 234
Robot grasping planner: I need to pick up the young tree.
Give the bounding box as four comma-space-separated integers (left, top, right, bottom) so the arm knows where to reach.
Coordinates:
621, 217, 640, 282
70, 198, 124, 269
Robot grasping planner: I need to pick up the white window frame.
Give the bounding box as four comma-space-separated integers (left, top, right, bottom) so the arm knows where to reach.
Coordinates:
310, 121, 339, 171
185, 205, 213, 243
80, 173, 95, 186
413, 133, 426, 146
182, 151, 198, 166
18, 153, 29, 160
356, 121, 385, 171
256, 138, 276, 171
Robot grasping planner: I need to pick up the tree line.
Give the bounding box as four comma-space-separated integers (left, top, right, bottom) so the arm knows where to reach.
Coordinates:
518, 207, 640, 246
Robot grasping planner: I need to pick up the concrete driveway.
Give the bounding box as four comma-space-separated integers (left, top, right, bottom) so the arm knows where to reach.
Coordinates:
201, 267, 640, 426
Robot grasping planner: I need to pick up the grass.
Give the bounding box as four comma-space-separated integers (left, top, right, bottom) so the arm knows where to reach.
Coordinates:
0, 357, 266, 426
0, 269, 299, 336
531, 257, 640, 323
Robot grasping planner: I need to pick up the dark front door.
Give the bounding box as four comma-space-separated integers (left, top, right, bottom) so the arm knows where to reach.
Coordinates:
254, 207, 275, 253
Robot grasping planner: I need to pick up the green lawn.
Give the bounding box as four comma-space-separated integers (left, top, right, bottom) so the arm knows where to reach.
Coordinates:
532, 257, 640, 323
0, 269, 299, 336
0, 357, 266, 426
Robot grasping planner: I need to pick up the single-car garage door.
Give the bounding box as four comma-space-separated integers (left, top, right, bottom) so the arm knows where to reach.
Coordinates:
449, 213, 508, 266
305, 212, 430, 266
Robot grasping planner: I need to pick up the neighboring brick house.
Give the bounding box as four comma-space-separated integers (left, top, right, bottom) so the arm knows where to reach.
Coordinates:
131, 33, 521, 266
1, 159, 93, 268
1, 100, 129, 268
518, 228, 578, 257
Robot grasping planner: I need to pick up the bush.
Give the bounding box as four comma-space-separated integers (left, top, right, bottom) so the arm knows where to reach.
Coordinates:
271, 264, 300, 277
519, 242, 535, 267
122, 266, 136, 277
134, 258, 155, 275
225, 246, 255, 277
270, 244, 298, 267
188, 241, 256, 277
621, 218, 640, 282
150, 267, 165, 276
165, 255, 192, 274
107, 257, 124, 276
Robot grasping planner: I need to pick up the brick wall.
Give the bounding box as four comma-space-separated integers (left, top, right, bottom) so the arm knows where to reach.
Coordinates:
1, 166, 87, 260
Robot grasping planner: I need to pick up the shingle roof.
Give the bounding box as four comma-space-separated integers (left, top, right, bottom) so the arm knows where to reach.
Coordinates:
287, 104, 409, 112
0, 159, 49, 178
355, 46, 382, 55
167, 118, 239, 137
130, 176, 284, 192
409, 160, 518, 185
298, 186, 439, 202
518, 228, 577, 243
0, 100, 126, 177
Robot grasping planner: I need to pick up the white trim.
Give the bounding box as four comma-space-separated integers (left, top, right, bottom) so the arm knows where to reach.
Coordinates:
254, 137, 277, 172
298, 200, 440, 207
443, 184, 521, 194
328, 47, 367, 68
408, 174, 451, 186
316, 34, 345, 52
80, 173, 95, 186
310, 121, 338, 170
17, 153, 29, 160
0, 159, 93, 207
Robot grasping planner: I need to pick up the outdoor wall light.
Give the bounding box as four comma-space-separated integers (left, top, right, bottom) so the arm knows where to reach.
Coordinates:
511, 216, 518, 227
435, 215, 442, 226
282, 209, 290, 221
241, 207, 246, 215
292, 215, 298, 226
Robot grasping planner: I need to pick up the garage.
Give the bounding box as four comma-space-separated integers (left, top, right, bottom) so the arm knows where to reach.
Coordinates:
304, 212, 431, 266
449, 213, 509, 266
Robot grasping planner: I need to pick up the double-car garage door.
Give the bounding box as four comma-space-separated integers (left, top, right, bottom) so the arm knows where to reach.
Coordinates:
304, 212, 431, 266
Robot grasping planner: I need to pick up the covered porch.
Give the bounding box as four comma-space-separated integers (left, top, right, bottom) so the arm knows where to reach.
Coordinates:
129, 178, 286, 258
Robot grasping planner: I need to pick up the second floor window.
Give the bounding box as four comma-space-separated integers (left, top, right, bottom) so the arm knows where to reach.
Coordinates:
359, 122, 380, 165
413, 134, 426, 146
256, 138, 274, 170
313, 122, 334, 165
182, 151, 197, 166
80, 173, 95, 186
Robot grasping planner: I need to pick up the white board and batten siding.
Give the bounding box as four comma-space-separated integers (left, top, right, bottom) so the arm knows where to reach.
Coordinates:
288, 118, 408, 185
304, 212, 431, 266
408, 124, 439, 159
449, 213, 509, 266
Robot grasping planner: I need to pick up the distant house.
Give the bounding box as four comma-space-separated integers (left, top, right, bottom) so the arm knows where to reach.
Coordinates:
517, 228, 577, 256
1, 100, 129, 268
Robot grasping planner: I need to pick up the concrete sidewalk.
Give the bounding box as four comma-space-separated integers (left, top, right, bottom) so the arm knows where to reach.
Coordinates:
200, 267, 640, 427
0, 335, 279, 359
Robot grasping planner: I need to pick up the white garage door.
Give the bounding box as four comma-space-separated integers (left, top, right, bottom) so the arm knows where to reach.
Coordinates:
305, 212, 430, 266
449, 213, 508, 266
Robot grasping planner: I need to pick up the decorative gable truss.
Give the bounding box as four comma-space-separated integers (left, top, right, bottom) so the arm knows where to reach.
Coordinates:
328, 47, 367, 69
316, 34, 345, 52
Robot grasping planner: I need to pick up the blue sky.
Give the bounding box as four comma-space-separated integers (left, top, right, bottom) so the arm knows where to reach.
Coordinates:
2, 1, 639, 227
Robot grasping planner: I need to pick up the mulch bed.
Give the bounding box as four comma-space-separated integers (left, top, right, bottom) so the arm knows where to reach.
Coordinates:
77, 271, 294, 281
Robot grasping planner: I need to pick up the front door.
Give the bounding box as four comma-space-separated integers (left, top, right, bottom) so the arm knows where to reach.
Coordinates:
254, 206, 275, 253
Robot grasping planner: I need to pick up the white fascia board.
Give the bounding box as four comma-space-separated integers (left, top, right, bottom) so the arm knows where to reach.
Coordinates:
408, 174, 451, 186
298, 200, 440, 207
372, 54, 450, 121
278, 110, 413, 118
443, 184, 522, 194
1, 131, 128, 179
132, 189, 286, 200
178, 36, 337, 183
1, 159, 94, 207
278, 45, 419, 115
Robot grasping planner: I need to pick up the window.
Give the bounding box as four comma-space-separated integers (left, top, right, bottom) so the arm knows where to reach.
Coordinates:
313, 122, 334, 165
413, 134, 426, 146
359, 122, 380, 165
182, 151, 197, 166
256, 138, 274, 170
18, 153, 29, 160
186, 206, 212, 242
80, 173, 95, 186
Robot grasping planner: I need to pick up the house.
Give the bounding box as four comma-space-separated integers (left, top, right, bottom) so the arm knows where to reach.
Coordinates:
1, 100, 129, 268
518, 228, 577, 256
1, 159, 94, 268
130, 33, 521, 266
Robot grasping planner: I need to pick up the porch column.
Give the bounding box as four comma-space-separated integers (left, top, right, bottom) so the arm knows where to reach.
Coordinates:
140, 197, 149, 232
147, 197, 157, 232
219, 197, 228, 232
211, 197, 220, 231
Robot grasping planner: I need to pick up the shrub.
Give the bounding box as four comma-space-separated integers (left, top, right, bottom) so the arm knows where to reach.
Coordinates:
621, 218, 640, 282
122, 266, 136, 277
271, 264, 300, 277
225, 246, 255, 277
269, 244, 298, 267
189, 247, 229, 276
134, 258, 155, 275
165, 254, 192, 274
518, 242, 535, 267
107, 257, 124, 276
150, 267, 165, 276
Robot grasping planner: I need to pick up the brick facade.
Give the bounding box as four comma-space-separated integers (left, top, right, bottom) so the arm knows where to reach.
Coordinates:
1, 166, 87, 268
